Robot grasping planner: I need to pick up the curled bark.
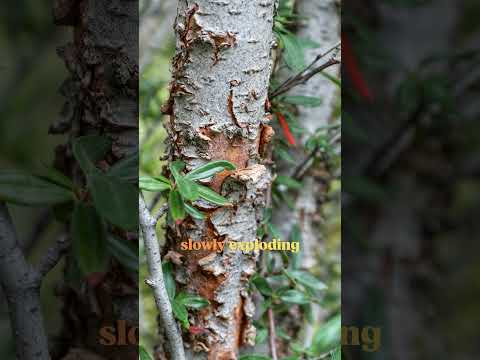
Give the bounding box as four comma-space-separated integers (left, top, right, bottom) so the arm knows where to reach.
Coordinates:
163, 1, 276, 358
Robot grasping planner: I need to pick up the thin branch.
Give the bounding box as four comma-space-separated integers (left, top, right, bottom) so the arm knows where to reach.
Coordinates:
139, 195, 186, 360
0, 202, 51, 359
154, 204, 169, 223
271, 58, 340, 99
23, 209, 53, 253
268, 308, 279, 360
37, 235, 70, 277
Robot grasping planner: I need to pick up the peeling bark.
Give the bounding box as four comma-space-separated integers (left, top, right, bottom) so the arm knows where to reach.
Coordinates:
52, 1, 139, 358
164, 1, 276, 358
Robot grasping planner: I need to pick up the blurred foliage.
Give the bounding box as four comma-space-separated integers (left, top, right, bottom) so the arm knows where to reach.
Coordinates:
0, 1, 69, 358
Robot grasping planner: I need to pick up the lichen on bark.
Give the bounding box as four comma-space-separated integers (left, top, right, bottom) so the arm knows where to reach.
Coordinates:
163, 1, 276, 358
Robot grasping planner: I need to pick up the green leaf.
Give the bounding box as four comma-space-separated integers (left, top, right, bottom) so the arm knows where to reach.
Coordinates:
176, 177, 199, 201
321, 72, 341, 87
72, 135, 111, 175
279, 289, 310, 305
283, 95, 322, 107
238, 355, 271, 360
169, 161, 199, 201
107, 235, 138, 273
285, 270, 327, 292
139, 346, 153, 360
176, 292, 209, 309
169, 161, 186, 180
162, 262, 176, 300
0, 171, 73, 206
331, 347, 341, 360
197, 184, 230, 206
184, 203, 205, 220
275, 175, 302, 190
71, 202, 109, 275
297, 37, 320, 49
255, 328, 268, 344
139, 176, 171, 192
37, 166, 74, 190
278, 32, 305, 71
107, 152, 138, 183
89, 174, 138, 230
252, 276, 273, 297
172, 300, 189, 329
310, 314, 341, 355
169, 190, 186, 221
185, 160, 236, 181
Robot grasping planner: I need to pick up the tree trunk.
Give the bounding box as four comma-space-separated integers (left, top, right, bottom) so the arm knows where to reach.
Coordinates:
163, 1, 276, 358
52, 1, 139, 359
272, 0, 340, 347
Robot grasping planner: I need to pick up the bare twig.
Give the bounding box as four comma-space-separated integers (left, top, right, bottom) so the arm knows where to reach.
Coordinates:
37, 235, 70, 277
23, 209, 53, 253
271, 58, 340, 99
268, 308, 279, 360
154, 204, 169, 223
139, 195, 186, 360
270, 42, 341, 99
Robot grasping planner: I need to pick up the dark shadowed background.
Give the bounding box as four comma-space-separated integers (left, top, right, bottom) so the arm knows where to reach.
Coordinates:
0, 1, 68, 357
343, 0, 480, 359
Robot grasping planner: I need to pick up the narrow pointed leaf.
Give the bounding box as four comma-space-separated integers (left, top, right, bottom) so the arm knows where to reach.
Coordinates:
197, 184, 230, 206
107, 234, 138, 272
169, 190, 185, 221
71, 202, 109, 275
184, 202, 205, 220
72, 135, 111, 175
107, 152, 138, 183
176, 292, 209, 309
37, 166, 74, 190
89, 174, 138, 230
280, 289, 309, 305
139, 346, 153, 360
0, 171, 73, 206
172, 300, 189, 329
185, 160, 236, 181
139, 176, 171, 192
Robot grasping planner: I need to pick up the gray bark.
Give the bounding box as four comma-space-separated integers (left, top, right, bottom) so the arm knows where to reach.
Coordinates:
52, 1, 139, 358
164, 1, 276, 358
0, 203, 50, 360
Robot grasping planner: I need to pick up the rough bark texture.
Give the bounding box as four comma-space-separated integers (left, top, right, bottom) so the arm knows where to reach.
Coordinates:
0, 203, 51, 360
164, 1, 276, 359
52, 1, 139, 359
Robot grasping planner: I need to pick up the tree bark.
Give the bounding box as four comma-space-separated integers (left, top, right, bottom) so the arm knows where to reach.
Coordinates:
163, 1, 276, 358
52, 1, 139, 358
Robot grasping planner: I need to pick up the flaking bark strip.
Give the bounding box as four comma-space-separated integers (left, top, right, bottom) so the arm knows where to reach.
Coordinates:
166, 0, 276, 358
52, 1, 139, 358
